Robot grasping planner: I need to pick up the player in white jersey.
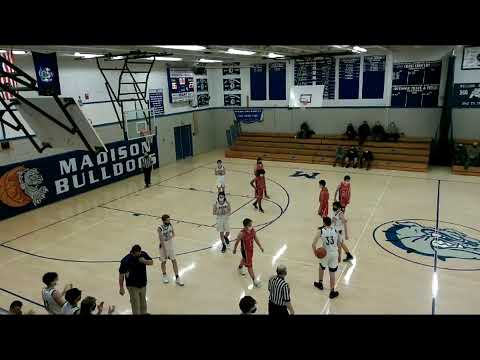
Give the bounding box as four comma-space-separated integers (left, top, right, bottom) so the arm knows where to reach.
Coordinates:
332, 201, 354, 262
215, 160, 226, 193
62, 288, 81, 315
41, 272, 72, 315
312, 217, 340, 299
213, 191, 231, 253
158, 214, 184, 286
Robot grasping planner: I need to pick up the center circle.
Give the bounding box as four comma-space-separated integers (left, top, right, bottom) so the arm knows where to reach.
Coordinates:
373, 219, 480, 271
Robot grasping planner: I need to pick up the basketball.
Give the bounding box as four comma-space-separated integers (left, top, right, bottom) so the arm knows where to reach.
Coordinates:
315, 247, 327, 259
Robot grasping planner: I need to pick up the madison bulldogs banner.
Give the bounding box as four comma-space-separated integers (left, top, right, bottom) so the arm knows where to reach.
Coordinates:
0, 135, 159, 221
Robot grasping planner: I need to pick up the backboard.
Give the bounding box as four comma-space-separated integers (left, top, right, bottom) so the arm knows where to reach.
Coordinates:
15, 97, 107, 152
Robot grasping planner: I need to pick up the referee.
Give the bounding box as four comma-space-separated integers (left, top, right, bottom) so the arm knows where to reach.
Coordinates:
268, 264, 295, 315
141, 151, 153, 188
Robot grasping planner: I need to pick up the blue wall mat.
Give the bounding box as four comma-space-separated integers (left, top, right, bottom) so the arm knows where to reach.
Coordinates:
0, 135, 159, 221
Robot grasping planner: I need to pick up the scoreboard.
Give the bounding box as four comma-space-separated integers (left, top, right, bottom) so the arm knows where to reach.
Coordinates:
167, 68, 195, 104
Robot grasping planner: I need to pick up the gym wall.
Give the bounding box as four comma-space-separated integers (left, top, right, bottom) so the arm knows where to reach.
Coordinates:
452, 45, 480, 140
0, 56, 218, 166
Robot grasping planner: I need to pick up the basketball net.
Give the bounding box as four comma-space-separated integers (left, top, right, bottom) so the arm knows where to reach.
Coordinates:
300, 100, 309, 111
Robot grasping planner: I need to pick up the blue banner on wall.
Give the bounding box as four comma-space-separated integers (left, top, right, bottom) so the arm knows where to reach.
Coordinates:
0, 136, 159, 221
197, 94, 210, 107
222, 63, 240, 75
339, 57, 360, 99
391, 61, 441, 107
32, 52, 61, 96
362, 56, 386, 99
234, 109, 263, 124
294, 58, 314, 85
315, 57, 336, 99
224, 94, 241, 107
269, 62, 286, 100
250, 64, 267, 100
197, 78, 208, 92
223, 78, 241, 91
148, 89, 164, 115
451, 83, 480, 107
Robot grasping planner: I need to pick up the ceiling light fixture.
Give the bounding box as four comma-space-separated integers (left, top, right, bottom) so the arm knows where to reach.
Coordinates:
226, 48, 256, 56
155, 45, 206, 51
110, 56, 124, 60
0, 50, 6, 53
74, 52, 102, 59
198, 58, 223, 63
353, 46, 367, 53
12, 50, 27, 55
155, 56, 182, 61
267, 52, 285, 58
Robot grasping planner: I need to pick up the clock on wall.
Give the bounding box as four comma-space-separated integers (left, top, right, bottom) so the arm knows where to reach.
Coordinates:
462, 46, 480, 70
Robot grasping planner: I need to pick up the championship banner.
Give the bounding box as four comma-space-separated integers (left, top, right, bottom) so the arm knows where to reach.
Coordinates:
234, 109, 263, 124
223, 78, 241, 91
0, 135, 159, 221
222, 62, 240, 75
148, 89, 164, 115
224, 94, 241, 106
197, 94, 210, 107
196, 78, 208, 92
32, 52, 61, 96
452, 83, 480, 107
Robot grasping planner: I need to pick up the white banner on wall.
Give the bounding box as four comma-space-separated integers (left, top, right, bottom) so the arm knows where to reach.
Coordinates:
289, 85, 325, 108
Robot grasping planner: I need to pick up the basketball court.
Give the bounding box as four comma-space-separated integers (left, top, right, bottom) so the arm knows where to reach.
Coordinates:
1, 149, 479, 314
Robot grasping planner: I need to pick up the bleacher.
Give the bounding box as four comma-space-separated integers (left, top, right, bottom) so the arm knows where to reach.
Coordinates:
452, 139, 480, 176
225, 132, 432, 173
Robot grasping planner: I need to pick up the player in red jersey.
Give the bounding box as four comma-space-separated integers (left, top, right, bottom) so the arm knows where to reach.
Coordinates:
250, 169, 266, 213
254, 158, 269, 199
335, 175, 351, 212
318, 179, 329, 218
233, 218, 264, 287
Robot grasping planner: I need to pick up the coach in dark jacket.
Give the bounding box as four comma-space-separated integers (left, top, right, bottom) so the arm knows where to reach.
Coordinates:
119, 245, 153, 315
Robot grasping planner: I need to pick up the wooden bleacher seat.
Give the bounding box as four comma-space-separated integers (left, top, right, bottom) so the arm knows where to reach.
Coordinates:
226, 132, 432, 173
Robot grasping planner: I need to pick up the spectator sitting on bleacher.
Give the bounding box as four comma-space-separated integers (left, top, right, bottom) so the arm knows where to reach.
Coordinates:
372, 121, 386, 142
454, 143, 468, 167
296, 122, 315, 139
464, 142, 480, 170
358, 121, 370, 145
345, 123, 357, 140
333, 146, 345, 167
386, 121, 400, 142
344, 145, 359, 168
8, 300, 34, 315
359, 148, 373, 170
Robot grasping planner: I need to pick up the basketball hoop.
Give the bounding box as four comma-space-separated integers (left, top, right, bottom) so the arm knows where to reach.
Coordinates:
299, 94, 312, 110
139, 128, 151, 138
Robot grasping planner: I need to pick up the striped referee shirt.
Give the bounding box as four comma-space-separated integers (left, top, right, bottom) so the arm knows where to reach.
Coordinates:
268, 275, 291, 306
141, 155, 153, 169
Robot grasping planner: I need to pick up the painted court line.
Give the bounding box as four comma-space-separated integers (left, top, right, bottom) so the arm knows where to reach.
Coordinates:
321, 174, 393, 315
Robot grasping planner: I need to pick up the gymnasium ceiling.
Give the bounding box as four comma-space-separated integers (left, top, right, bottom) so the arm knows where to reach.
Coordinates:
0, 45, 455, 65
